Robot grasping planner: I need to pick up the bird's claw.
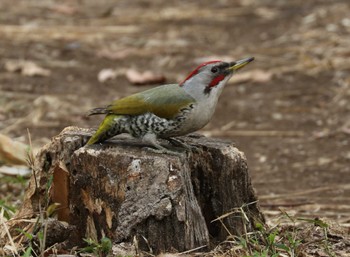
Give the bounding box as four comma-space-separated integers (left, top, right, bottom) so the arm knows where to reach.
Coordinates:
168, 138, 191, 150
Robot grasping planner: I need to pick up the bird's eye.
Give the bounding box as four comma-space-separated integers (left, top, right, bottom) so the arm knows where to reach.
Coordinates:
211, 67, 218, 73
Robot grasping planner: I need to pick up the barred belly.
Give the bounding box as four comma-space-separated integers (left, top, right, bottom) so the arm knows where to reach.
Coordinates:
114, 104, 193, 138
122, 112, 183, 138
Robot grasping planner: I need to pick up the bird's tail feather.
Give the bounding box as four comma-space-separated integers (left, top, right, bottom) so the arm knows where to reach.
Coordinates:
87, 114, 121, 145
87, 107, 108, 116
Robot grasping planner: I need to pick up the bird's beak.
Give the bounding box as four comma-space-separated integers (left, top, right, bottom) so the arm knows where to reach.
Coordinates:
227, 57, 254, 71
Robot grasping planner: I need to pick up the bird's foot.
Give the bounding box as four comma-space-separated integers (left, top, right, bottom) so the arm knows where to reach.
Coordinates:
142, 133, 184, 156
167, 138, 191, 150
168, 137, 202, 153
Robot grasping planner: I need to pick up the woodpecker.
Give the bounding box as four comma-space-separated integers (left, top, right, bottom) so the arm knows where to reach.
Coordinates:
87, 57, 254, 153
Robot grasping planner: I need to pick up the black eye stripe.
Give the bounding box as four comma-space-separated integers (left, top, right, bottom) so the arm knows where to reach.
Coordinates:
210, 63, 230, 73
219, 63, 230, 69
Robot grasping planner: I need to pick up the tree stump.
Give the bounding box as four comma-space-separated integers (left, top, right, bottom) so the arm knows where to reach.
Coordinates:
13, 126, 264, 254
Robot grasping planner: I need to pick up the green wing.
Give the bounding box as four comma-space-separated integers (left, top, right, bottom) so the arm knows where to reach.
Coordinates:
107, 84, 194, 119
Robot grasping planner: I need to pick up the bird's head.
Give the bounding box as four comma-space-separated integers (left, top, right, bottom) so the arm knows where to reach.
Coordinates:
180, 57, 254, 97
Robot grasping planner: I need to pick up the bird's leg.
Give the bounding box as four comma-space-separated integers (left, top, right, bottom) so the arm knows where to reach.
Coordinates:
142, 133, 184, 156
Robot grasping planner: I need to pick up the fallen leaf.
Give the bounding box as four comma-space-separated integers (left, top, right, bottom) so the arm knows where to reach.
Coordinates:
341, 123, 350, 135
0, 134, 28, 165
2, 95, 83, 135
52, 162, 70, 222
4, 60, 51, 77
0, 165, 31, 177
254, 7, 280, 20
22, 63, 51, 77
98, 68, 118, 83
125, 69, 166, 85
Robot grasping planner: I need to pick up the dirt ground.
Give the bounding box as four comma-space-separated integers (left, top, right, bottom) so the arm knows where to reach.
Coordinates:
1, 0, 349, 251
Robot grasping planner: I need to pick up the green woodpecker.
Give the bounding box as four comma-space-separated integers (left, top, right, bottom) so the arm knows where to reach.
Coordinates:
87, 57, 254, 153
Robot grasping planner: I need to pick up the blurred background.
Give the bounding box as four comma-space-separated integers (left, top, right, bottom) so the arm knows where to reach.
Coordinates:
0, 0, 349, 227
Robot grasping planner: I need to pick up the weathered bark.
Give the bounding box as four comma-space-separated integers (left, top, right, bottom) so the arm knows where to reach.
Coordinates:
13, 126, 264, 253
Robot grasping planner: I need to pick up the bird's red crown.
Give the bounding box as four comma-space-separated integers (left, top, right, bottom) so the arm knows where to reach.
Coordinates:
180, 60, 221, 86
